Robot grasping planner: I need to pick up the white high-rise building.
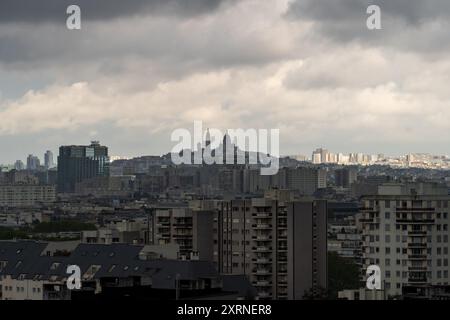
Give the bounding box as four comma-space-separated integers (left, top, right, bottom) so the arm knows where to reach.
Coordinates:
44, 150, 54, 169
359, 182, 450, 297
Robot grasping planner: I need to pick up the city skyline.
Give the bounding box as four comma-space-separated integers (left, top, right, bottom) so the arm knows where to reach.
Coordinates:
2, 142, 450, 166
1, 0, 450, 162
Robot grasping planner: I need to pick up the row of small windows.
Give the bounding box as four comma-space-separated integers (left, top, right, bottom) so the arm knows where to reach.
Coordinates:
369, 200, 450, 208
2, 286, 40, 293
366, 234, 449, 243
384, 270, 450, 279
377, 247, 449, 255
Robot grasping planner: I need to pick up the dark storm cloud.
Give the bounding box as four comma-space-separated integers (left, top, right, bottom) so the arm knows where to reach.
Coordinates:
287, 0, 450, 50
289, 0, 450, 24
0, 0, 232, 23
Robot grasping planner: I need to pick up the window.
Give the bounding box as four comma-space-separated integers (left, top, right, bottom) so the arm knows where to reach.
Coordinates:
50, 262, 61, 270
83, 265, 101, 280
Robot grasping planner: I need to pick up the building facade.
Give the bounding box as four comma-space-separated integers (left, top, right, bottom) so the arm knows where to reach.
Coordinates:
0, 185, 56, 207
57, 141, 110, 193
359, 183, 450, 297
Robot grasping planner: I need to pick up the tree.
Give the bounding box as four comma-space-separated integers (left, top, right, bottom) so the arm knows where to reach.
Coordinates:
328, 252, 361, 299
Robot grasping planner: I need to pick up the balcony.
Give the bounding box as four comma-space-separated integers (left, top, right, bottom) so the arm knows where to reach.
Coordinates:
173, 234, 192, 238
253, 246, 273, 252
407, 243, 427, 248
396, 208, 434, 212
253, 212, 271, 218
254, 258, 272, 264
407, 254, 427, 260
254, 269, 271, 275
408, 266, 427, 271
258, 291, 271, 298
396, 219, 435, 224
254, 280, 271, 287
253, 224, 272, 230
252, 235, 272, 241
408, 231, 427, 236
408, 278, 428, 283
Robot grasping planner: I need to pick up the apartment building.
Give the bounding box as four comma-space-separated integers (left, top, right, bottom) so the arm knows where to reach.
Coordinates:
150, 207, 215, 260
0, 185, 56, 207
359, 183, 450, 297
210, 193, 327, 300
82, 218, 149, 245
286, 167, 327, 195
146, 192, 328, 300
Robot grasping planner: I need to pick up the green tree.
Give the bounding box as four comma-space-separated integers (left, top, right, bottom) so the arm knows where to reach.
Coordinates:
32, 220, 96, 233
328, 252, 361, 299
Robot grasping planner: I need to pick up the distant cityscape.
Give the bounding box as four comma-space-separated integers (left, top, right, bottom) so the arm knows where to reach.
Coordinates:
2, 146, 450, 173
0, 139, 449, 300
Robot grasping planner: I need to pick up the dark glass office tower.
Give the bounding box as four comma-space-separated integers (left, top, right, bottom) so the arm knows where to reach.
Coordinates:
57, 141, 109, 193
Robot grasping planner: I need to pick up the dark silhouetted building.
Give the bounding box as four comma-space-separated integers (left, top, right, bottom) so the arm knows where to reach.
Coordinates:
57, 141, 109, 193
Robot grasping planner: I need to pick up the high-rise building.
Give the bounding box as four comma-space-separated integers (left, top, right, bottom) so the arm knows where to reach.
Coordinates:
211, 196, 327, 300
312, 148, 329, 164
149, 193, 328, 300
359, 182, 450, 297
14, 160, 25, 171
57, 141, 109, 193
286, 167, 327, 195
44, 151, 54, 169
335, 167, 358, 188
26, 155, 40, 171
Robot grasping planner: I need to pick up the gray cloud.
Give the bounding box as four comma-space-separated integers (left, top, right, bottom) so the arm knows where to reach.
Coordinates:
289, 0, 450, 25
1, 0, 450, 163
0, 0, 232, 23
287, 0, 450, 52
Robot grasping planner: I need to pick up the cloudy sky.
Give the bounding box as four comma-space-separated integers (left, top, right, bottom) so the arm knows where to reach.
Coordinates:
1, 0, 450, 163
